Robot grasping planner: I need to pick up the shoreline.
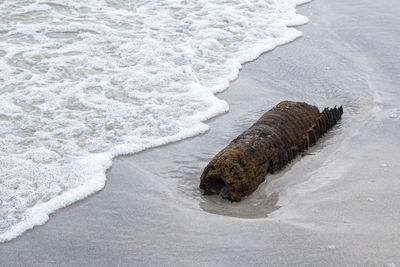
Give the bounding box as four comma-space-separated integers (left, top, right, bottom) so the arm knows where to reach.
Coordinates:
1, 0, 400, 266
0, 0, 309, 243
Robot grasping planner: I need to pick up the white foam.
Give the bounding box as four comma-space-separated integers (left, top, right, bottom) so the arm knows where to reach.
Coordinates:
0, 0, 310, 242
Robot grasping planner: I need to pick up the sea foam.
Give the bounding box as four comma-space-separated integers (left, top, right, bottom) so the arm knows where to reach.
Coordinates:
0, 0, 310, 242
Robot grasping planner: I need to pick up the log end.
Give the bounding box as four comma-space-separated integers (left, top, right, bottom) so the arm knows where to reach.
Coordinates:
200, 149, 252, 202
199, 160, 241, 202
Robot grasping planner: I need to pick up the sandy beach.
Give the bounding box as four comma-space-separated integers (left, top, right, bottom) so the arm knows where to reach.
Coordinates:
1, 0, 400, 266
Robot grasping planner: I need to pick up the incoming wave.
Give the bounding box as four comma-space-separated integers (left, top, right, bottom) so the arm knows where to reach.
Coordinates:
0, 0, 310, 242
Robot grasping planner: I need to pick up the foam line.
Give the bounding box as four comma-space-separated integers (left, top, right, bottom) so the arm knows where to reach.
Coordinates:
0, 0, 311, 242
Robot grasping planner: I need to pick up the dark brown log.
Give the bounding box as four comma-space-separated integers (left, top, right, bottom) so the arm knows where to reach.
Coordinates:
199, 101, 343, 201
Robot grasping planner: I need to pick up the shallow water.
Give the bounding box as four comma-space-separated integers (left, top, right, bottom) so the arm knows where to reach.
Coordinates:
0, 0, 312, 241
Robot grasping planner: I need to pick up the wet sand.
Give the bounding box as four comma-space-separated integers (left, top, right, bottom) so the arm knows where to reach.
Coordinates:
1, 0, 400, 266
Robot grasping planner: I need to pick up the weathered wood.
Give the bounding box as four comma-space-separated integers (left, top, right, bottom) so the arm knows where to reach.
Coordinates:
199, 101, 343, 201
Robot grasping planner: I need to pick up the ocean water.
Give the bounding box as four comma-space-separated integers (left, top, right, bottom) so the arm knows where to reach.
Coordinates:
0, 0, 310, 242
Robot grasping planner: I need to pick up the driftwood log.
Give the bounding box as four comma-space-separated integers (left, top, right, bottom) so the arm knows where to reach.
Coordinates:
200, 101, 343, 201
